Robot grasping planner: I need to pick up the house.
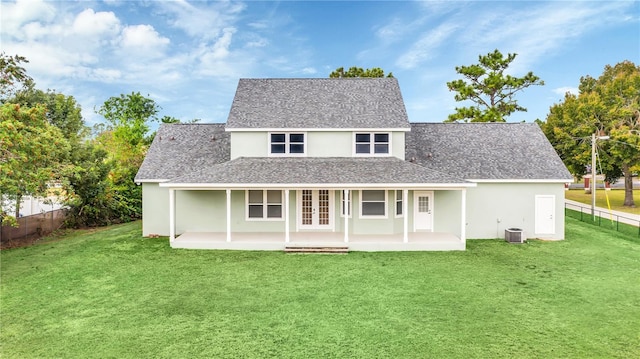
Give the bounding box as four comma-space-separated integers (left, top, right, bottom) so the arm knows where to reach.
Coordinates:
135, 78, 572, 251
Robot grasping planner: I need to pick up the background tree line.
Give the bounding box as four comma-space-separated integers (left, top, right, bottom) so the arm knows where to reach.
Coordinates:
0, 52, 170, 227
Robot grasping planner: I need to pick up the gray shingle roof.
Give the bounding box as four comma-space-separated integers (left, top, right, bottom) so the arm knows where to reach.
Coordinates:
134, 123, 229, 182
165, 157, 468, 186
225, 78, 410, 130
405, 123, 573, 180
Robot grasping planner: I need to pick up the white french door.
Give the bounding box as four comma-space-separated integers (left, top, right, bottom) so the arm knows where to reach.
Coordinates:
414, 191, 434, 231
298, 189, 333, 230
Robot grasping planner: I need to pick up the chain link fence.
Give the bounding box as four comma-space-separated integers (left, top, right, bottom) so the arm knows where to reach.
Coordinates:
1, 209, 67, 246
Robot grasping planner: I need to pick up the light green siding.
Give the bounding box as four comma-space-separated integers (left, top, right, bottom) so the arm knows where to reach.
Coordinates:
230, 131, 407, 159
142, 183, 169, 236
465, 183, 565, 240
307, 132, 352, 157
392, 132, 405, 160
175, 190, 226, 234
230, 132, 268, 159
433, 190, 462, 236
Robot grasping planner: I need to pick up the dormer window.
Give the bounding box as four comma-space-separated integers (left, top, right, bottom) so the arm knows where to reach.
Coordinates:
270, 133, 305, 155
354, 133, 390, 155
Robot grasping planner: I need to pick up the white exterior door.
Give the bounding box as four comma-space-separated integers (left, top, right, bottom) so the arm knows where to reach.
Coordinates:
535, 195, 555, 235
414, 191, 434, 231
298, 190, 333, 230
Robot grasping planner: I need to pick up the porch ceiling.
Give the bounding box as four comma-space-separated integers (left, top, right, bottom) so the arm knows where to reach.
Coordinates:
160, 157, 474, 189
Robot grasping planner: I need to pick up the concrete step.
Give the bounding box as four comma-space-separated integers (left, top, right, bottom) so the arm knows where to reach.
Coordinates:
284, 246, 349, 254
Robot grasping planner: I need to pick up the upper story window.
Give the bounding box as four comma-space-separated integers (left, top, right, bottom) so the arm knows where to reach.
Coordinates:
354, 133, 390, 155
270, 133, 305, 155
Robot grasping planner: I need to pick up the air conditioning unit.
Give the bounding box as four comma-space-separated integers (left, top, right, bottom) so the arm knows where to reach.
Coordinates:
505, 228, 525, 243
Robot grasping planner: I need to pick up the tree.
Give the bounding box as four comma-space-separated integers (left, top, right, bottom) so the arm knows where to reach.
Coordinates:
9, 88, 87, 143
0, 104, 70, 223
96, 92, 159, 147
446, 49, 544, 122
541, 60, 640, 207
0, 53, 34, 102
94, 92, 160, 222
329, 66, 393, 78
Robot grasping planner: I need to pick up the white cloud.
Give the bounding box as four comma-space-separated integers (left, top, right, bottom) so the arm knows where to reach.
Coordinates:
396, 22, 458, 69
72, 9, 120, 38
456, 1, 635, 74
120, 24, 170, 57
300, 67, 317, 75
155, 0, 245, 40
553, 86, 579, 96
0, 0, 56, 38
201, 27, 236, 61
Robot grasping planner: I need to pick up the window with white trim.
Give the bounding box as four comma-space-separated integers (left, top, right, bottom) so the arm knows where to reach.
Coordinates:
341, 190, 351, 217
270, 133, 305, 155
360, 190, 387, 217
247, 190, 283, 219
355, 133, 389, 155
395, 190, 403, 217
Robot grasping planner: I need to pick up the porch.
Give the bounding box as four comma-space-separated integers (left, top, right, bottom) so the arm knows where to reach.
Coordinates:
171, 231, 465, 251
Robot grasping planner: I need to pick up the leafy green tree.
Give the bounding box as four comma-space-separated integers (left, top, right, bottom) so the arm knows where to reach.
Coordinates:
63, 143, 115, 227
94, 92, 160, 222
446, 49, 544, 122
96, 92, 159, 146
330, 66, 393, 78
0, 53, 34, 101
9, 88, 87, 143
541, 60, 640, 207
0, 104, 70, 223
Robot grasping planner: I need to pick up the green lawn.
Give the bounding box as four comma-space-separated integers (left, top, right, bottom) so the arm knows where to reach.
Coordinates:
1, 221, 639, 358
566, 189, 640, 215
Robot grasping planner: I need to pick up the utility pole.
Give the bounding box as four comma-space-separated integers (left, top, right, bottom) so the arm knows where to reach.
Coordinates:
591, 132, 610, 221
591, 133, 596, 221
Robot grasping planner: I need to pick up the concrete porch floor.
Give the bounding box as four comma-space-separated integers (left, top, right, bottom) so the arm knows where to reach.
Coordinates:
171, 231, 465, 251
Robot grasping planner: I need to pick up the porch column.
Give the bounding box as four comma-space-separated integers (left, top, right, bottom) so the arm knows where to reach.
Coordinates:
344, 189, 349, 243
285, 189, 290, 243
226, 189, 231, 242
403, 189, 409, 243
169, 188, 175, 242
460, 188, 467, 244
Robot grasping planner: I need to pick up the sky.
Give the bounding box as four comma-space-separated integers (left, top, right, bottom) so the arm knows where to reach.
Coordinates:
1, 0, 639, 128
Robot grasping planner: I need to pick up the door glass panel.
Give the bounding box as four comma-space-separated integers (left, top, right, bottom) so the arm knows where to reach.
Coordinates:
418, 196, 429, 213
302, 190, 312, 225
318, 190, 329, 225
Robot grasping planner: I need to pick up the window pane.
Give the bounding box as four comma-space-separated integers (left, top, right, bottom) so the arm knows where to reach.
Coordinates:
248, 190, 263, 203
363, 202, 385, 216
355, 133, 370, 142
289, 133, 304, 143
271, 134, 285, 143
271, 144, 285, 153
362, 190, 385, 201
248, 205, 263, 218
266, 190, 281, 204
290, 144, 304, 153
374, 144, 389, 154
356, 143, 370, 153
396, 190, 403, 201
374, 133, 389, 142
396, 201, 403, 216
267, 205, 282, 218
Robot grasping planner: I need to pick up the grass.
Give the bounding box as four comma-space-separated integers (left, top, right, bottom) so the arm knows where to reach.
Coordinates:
565, 189, 640, 215
1, 221, 639, 358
